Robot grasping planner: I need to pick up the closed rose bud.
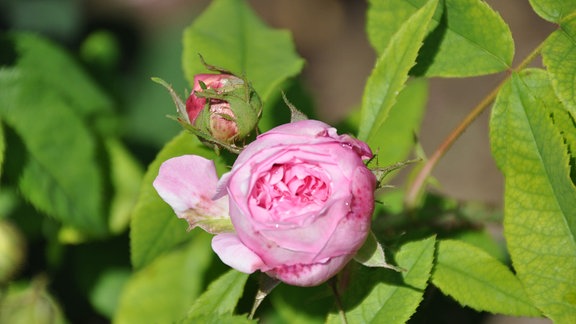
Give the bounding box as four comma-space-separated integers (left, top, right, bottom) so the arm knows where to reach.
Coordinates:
186, 73, 261, 143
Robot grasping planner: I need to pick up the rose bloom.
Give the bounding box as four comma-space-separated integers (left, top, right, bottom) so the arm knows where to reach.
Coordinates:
154, 120, 376, 286
186, 74, 240, 142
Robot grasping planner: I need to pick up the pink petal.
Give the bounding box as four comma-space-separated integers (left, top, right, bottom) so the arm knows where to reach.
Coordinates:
212, 233, 266, 273
153, 155, 229, 221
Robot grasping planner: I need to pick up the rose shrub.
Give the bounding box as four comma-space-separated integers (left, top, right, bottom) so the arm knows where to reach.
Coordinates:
153, 120, 376, 286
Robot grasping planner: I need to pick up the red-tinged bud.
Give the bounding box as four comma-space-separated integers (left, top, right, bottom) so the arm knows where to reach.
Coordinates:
186, 73, 261, 143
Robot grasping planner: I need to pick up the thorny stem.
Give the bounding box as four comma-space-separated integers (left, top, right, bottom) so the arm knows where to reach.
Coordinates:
404, 41, 547, 209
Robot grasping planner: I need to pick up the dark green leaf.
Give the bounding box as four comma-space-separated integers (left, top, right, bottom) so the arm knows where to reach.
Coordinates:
0, 69, 107, 237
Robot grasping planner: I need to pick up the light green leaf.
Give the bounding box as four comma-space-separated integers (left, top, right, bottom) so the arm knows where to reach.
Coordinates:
367, 78, 428, 172
183, 0, 304, 101
187, 270, 249, 319
358, 0, 438, 142
433, 240, 540, 316
326, 236, 435, 324
115, 231, 213, 324
542, 14, 576, 118
130, 131, 226, 270
106, 139, 143, 234
490, 69, 576, 322
0, 69, 107, 237
528, 0, 576, 23
367, 0, 513, 77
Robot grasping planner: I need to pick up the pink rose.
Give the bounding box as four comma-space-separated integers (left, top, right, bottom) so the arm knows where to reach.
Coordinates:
153, 120, 376, 286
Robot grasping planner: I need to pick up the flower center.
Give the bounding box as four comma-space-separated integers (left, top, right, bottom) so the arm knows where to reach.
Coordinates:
250, 162, 330, 224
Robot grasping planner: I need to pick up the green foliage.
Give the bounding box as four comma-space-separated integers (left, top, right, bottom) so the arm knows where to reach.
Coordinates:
182, 0, 304, 101
528, 0, 576, 23
367, 0, 514, 77
366, 78, 428, 171
115, 232, 214, 323
432, 240, 540, 316
129, 131, 226, 270
542, 14, 576, 117
186, 270, 249, 320
490, 69, 576, 322
0, 33, 120, 238
326, 236, 436, 324
358, 0, 437, 142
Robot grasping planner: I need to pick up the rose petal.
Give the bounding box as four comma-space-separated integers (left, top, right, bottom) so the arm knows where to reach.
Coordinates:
212, 233, 266, 273
153, 155, 229, 221
266, 254, 350, 287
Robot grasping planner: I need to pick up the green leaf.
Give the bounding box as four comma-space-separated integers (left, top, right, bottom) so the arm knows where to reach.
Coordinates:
270, 284, 333, 324
182, 313, 256, 324
115, 231, 213, 324
367, 78, 428, 172
89, 268, 131, 318
326, 236, 435, 324
7, 32, 114, 126
490, 69, 576, 322
432, 240, 540, 316
182, 0, 304, 101
0, 69, 107, 237
543, 14, 576, 118
130, 131, 226, 269
187, 270, 249, 319
0, 121, 5, 179
106, 138, 143, 234
528, 0, 576, 23
367, 0, 514, 77
358, 0, 438, 142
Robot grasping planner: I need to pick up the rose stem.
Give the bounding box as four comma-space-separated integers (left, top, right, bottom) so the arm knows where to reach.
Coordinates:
329, 277, 349, 324
404, 40, 546, 209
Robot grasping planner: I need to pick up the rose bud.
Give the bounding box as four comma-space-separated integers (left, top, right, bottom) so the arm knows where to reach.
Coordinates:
154, 120, 376, 287
186, 73, 261, 143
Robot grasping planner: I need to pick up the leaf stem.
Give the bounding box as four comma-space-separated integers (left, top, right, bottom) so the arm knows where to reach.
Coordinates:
404, 41, 546, 208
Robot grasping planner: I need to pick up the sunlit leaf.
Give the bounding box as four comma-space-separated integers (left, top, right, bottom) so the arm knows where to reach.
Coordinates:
366, 78, 428, 175
358, 0, 437, 142
490, 69, 576, 322
182, 0, 304, 101
326, 236, 435, 324
432, 240, 540, 316
186, 270, 249, 319
528, 0, 576, 23
542, 14, 576, 118
367, 0, 514, 77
